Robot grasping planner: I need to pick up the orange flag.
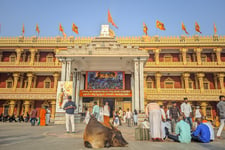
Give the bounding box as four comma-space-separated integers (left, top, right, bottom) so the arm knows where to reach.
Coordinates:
36, 24, 40, 35
214, 23, 217, 35
156, 20, 165, 30
195, 22, 202, 34
22, 24, 25, 36
182, 22, 189, 34
108, 9, 118, 28
62, 32, 67, 39
143, 22, 148, 35
72, 23, 79, 34
59, 24, 64, 32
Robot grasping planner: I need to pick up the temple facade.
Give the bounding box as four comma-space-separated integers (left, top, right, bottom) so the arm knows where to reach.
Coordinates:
0, 26, 224, 124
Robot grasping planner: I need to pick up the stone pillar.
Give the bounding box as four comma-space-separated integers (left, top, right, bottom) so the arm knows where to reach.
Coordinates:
9, 100, 16, 116
213, 73, 218, 89
54, 48, 60, 65
217, 73, 225, 92
181, 48, 187, 65
154, 49, 161, 65
214, 48, 222, 65
72, 70, 77, 104
155, 72, 161, 92
60, 58, 67, 81
29, 48, 36, 65
15, 48, 23, 64
200, 102, 207, 117
33, 76, 37, 88
23, 100, 30, 117
66, 59, 72, 81
131, 73, 135, 112
53, 72, 59, 92
16, 101, 21, 116
134, 58, 140, 111
50, 101, 56, 119
27, 73, 33, 91
194, 48, 202, 65
36, 52, 40, 62
197, 73, 205, 93
182, 72, 190, 92
139, 59, 145, 112
79, 73, 85, 113
13, 72, 20, 91
75, 72, 80, 108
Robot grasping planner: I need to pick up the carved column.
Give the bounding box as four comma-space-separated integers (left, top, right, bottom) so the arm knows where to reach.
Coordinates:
60, 58, 67, 81
66, 58, 72, 81
139, 58, 145, 112
29, 48, 36, 65
155, 72, 161, 92
213, 73, 218, 89
33, 76, 37, 88
16, 101, 21, 116
15, 48, 23, 64
181, 48, 187, 65
54, 48, 60, 65
53, 72, 59, 92
154, 49, 161, 65
134, 58, 140, 111
23, 100, 30, 117
194, 48, 202, 65
200, 102, 207, 117
9, 100, 16, 116
27, 73, 33, 91
50, 101, 56, 119
214, 48, 222, 65
13, 72, 20, 91
183, 72, 190, 92
197, 73, 205, 93
217, 73, 225, 92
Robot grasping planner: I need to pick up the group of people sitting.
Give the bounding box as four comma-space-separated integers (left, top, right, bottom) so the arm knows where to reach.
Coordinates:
0, 112, 30, 122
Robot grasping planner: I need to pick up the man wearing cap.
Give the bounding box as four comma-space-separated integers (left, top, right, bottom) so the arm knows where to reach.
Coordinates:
63, 95, 77, 133
181, 97, 193, 128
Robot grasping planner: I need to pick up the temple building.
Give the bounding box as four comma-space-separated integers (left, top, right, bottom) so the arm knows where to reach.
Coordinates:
0, 25, 224, 124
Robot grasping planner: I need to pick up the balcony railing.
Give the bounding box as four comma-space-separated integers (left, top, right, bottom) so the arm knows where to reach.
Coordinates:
0, 61, 61, 66
0, 88, 55, 93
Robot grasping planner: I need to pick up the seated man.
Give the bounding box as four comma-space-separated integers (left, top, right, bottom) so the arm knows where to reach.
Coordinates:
141, 119, 150, 129
166, 116, 191, 143
202, 117, 214, 141
191, 118, 210, 143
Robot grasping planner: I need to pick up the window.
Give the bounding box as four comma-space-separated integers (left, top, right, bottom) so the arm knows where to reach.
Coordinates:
9, 54, 16, 62
164, 54, 172, 62
44, 77, 51, 88
146, 76, 153, 88
6, 77, 13, 88
203, 78, 210, 89
188, 79, 193, 89
164, 78, 174, 88
201, 54, 207, 62
46, 53, 53, 62
186, 54, 191, 62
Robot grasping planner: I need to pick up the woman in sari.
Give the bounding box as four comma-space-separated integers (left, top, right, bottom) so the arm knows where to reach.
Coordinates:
39, 106, 46, 126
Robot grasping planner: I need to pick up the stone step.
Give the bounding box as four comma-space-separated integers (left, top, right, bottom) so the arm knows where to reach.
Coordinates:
54, 112, 81, 124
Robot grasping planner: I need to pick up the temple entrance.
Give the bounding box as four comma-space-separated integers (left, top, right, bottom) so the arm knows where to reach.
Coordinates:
103, 98, 115, 117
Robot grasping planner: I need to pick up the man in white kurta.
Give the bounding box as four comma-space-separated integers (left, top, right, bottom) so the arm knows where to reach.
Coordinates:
145, 102, 162, 140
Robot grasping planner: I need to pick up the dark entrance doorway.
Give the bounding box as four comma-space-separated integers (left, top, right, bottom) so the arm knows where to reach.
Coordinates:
103, 98, 115, 117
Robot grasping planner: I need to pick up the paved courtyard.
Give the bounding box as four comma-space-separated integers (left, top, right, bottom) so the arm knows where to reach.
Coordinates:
0, 122, 225, 150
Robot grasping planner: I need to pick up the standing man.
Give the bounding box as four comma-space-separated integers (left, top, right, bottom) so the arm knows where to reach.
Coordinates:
45, 107, 51, 126
216, 95, 225, 138
92, 101, 100, 119
30, 106, 38, 126
181, 97, 193, 128
63, 95, 76, 133
103, 102, 110, 126
169, 101, 180, 133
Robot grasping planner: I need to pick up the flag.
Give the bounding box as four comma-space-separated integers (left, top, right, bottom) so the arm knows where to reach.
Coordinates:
109, 28, 115, 37
195, 22, 202, 34
72, 23, 78, 34
22, 24, 25, 36
36, 24, 40, 35
62, 32, 67, 39
59, 24, 64, 32
181, 22, 189, 34
214, 23, 217, 35
143, 22, 148, 35
156, 20, 165, 30
108, 9, 118, 28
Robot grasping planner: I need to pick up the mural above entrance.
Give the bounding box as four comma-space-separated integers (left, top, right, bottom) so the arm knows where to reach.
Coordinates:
86, 71, 125, 90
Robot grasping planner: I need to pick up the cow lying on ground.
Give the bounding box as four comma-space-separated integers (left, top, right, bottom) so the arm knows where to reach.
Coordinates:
83, 115, 128, 148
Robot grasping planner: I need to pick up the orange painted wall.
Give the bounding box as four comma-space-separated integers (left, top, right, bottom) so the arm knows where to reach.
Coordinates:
221, 53, 225, 61
205, 73, 215, 89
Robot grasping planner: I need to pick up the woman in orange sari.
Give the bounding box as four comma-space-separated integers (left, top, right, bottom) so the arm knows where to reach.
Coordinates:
39, 106, 46, 126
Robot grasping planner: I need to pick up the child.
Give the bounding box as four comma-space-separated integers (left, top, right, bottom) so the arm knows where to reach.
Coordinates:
113, 111, 120, 128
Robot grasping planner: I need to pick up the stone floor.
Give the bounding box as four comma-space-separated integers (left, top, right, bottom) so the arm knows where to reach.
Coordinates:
0, 122, 225, 150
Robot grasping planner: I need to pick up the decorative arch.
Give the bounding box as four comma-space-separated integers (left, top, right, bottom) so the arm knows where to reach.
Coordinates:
9, 53, 16, 62
146, 76, 153, 88
164, 54, 172, 62
164, 77, 174, 88
6, 77, 13, 88
46, 53, 53, 62
44, 77, 51, 88
203, 78, 210, 89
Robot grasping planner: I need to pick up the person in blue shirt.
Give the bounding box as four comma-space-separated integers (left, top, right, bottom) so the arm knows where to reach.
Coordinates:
191, 118, 210, 143
166, 115, 191, 143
